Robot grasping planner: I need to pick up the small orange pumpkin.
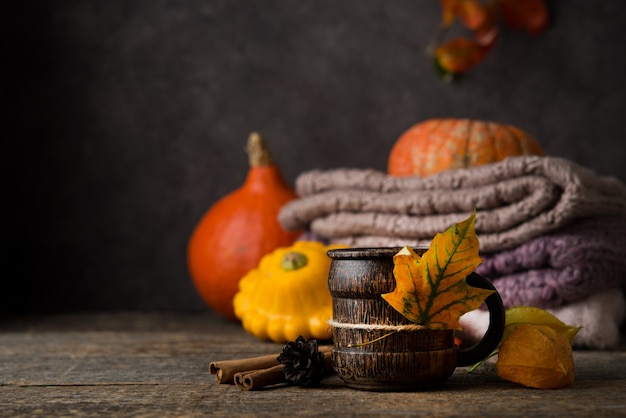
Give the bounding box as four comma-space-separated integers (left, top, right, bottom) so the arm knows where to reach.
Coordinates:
187, 132, 302, 320
387, 118, 544, 177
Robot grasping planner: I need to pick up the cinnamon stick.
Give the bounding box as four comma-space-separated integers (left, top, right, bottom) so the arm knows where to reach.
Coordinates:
209, 353, 279, 384
234, 364, 285, 391
209, 345, 333, 385
234, 351, 335, 391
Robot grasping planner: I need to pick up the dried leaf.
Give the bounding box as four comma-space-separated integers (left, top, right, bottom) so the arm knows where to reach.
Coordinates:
497, 324, 575, 389
499, 0, 550, 34
382, 212, 494, 330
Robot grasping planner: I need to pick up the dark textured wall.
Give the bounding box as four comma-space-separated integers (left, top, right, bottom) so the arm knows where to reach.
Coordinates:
4, 1, 626, 312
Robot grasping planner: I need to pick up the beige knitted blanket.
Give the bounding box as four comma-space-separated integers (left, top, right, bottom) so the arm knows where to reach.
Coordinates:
278, 156, 626, 252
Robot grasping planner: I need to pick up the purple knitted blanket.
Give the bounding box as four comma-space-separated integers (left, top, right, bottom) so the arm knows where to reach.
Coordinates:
477, 216, 626, 309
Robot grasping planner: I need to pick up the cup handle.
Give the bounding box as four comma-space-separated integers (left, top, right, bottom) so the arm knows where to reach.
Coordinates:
455, 272, 505, 367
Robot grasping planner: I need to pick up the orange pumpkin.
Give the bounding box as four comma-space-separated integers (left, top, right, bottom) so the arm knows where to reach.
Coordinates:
387, 118, 544, 177
187, 132, 302, 320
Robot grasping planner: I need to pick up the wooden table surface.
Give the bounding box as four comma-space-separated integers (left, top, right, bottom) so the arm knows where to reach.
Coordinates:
1, 312, 624, 417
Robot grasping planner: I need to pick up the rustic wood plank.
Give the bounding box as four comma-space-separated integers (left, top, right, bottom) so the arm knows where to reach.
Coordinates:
0, 312, 624, 417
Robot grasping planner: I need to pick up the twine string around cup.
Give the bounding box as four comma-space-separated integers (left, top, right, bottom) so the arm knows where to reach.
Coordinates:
327, 319, 430, 348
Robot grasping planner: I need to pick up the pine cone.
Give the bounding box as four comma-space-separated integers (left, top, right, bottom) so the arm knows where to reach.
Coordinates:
277, 336, 326, 387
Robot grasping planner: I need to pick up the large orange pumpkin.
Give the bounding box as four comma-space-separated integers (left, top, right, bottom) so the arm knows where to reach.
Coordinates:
387, 118, 544, 177
187, 133, 302, 320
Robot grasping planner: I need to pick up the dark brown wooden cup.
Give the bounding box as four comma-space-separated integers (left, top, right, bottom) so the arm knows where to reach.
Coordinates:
327, 247, 505, 391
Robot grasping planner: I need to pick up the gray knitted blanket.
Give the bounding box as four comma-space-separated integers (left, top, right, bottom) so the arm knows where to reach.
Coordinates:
279, 156, 626, 252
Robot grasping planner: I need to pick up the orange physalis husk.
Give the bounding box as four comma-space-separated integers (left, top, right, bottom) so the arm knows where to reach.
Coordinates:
496, 323, 575, 389
432, 0, 549, 77
498, 0, 550, 34
435, 37, 494, 75
439, 0, 487, 30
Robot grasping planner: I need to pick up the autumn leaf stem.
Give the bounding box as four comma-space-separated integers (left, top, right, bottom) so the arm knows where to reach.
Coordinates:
467, 349, 499, 373
426, 24, 449, 56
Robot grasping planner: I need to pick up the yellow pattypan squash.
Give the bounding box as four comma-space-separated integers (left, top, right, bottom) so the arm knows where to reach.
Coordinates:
233, 240, 346, 343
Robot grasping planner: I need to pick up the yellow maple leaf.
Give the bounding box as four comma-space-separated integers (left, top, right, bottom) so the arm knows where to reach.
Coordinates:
381, 211, 494, 330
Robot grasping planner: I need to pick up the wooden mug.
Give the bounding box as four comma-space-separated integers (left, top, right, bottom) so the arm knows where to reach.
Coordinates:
327, 247, 505, 391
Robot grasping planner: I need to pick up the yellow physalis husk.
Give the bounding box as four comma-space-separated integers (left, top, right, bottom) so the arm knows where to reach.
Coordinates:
496, 323, 576, 389
504, 306, 581, 344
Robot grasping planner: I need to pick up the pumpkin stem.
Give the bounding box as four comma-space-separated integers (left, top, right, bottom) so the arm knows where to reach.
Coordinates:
281, 251, 308, 271
247, 132, 273, 167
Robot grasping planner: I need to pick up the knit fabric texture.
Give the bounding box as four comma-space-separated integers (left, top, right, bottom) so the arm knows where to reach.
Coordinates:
477, 216, 626, 309
459, 288, 625, 349
279, 156, 626, 252
281, 155, 626, 332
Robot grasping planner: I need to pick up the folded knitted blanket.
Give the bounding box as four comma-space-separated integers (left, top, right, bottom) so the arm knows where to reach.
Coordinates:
476, 216, 626, 309
279, 156, 626, 252
459, 288, 626, 349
